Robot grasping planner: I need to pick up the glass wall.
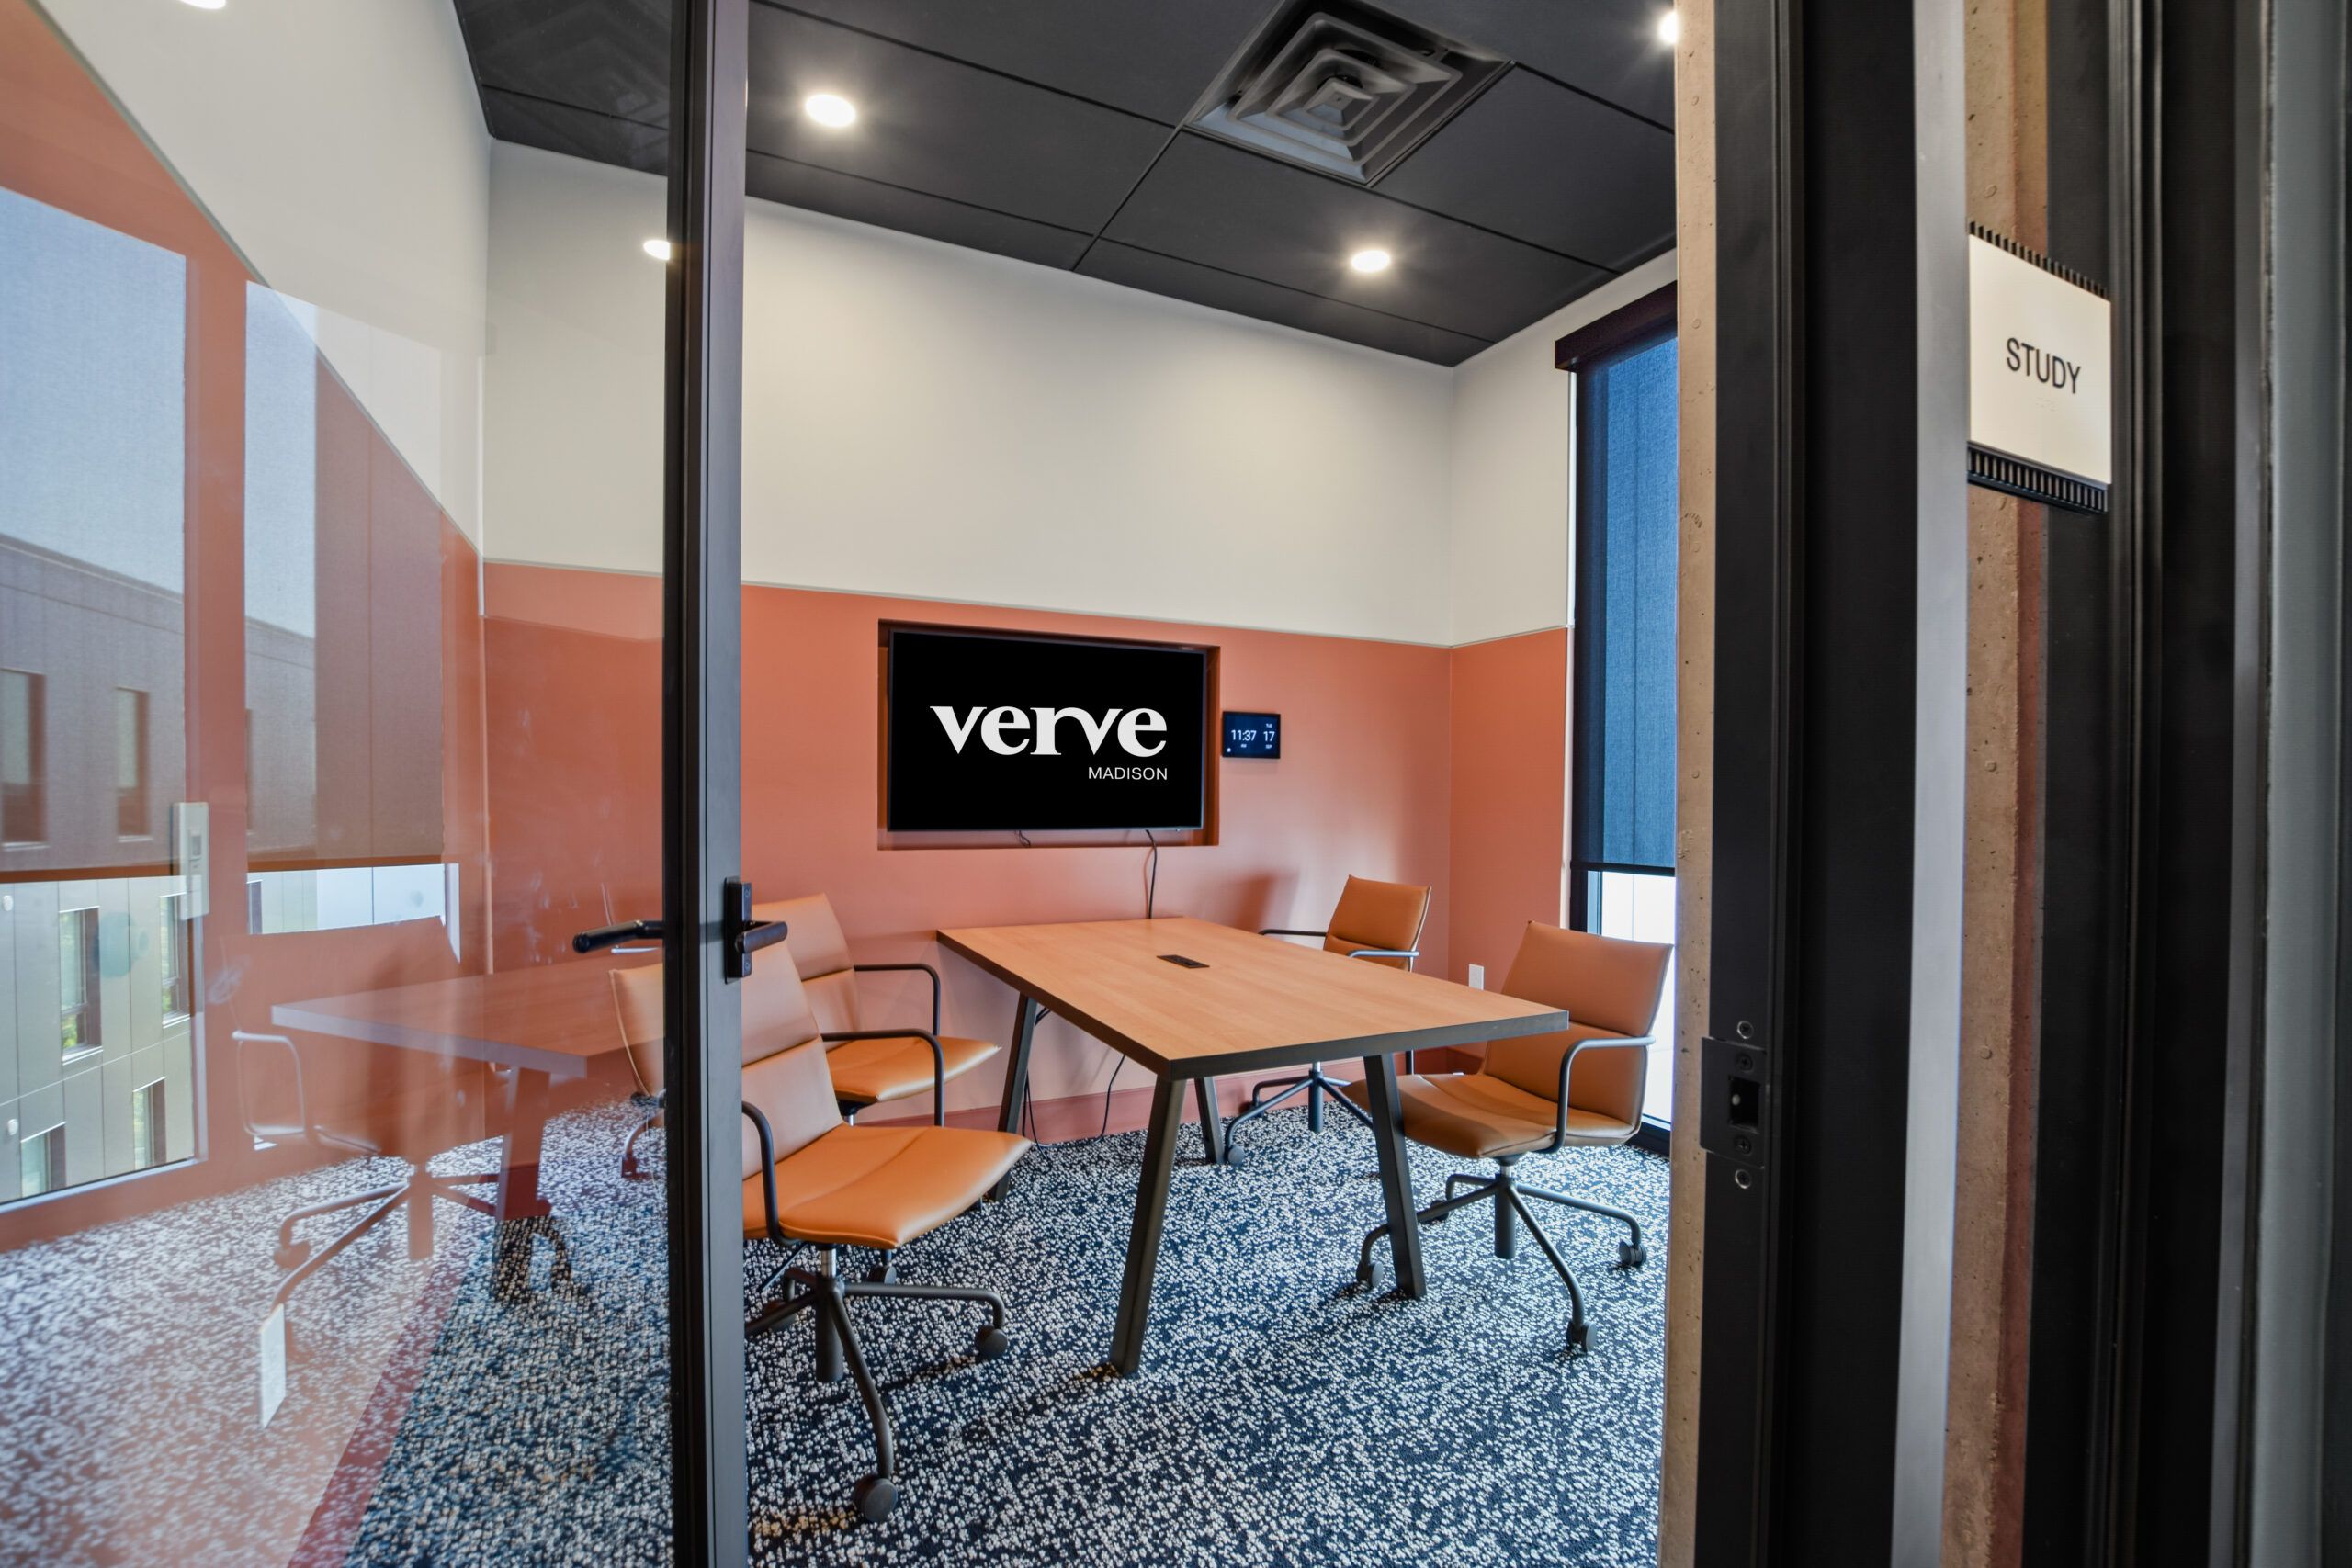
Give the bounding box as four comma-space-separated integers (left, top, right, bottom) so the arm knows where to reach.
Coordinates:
0, 2, 673, 1559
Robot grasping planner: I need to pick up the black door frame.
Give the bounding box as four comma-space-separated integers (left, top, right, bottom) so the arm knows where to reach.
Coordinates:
1694, 0, 1972, 1562
1702, 0, 2300, 1561
662, 0, 750, 1562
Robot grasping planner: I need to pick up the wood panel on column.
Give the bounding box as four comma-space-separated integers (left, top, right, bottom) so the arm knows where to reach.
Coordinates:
1946, 2, 2050, 1564
1660, 0, 1714, 1563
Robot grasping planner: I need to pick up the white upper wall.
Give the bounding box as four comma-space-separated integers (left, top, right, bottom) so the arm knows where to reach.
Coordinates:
46, 0, 492, 544
1446, 252, 1679, 646
481, 142, 1678, 648
485, 143, 1458, 645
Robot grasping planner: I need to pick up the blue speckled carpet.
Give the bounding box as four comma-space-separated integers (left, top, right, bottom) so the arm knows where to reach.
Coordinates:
345, 1100, 1668, 1566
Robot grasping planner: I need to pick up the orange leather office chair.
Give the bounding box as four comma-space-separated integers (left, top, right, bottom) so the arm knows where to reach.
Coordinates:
234, 1023, 506, 1354
1222, 874, 1431, 1163
655, 951, 1027, 1522
1347, 921, 1670, 1354
755, 894, 1001, 1123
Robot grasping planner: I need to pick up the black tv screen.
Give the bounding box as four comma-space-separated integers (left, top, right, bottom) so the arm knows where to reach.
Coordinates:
885, 627, 1208, 832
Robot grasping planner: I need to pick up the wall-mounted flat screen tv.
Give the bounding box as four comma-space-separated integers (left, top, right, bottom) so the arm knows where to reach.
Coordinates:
885, 627, 1208, 832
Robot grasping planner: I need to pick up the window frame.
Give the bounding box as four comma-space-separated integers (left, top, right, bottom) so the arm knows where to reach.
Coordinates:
1558, 284, 1679, 1149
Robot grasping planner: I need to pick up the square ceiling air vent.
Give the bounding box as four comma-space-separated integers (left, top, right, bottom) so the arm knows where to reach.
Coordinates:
1190, 3, 1508, 186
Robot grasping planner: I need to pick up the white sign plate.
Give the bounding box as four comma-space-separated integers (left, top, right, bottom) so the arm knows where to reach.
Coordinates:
1968, 234, 2112, 487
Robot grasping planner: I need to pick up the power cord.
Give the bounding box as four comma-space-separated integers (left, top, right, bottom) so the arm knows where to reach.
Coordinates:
1143, 829, 1159, 918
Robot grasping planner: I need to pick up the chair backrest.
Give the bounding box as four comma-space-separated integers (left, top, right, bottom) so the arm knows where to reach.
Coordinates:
609, 956, 842, 1175
754, 894, 860, 1036
1323, 875, 1431, 970
1484, 922, 1673, 1126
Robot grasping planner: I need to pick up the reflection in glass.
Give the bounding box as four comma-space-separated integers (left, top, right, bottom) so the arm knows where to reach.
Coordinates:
1, 1, 671, 1559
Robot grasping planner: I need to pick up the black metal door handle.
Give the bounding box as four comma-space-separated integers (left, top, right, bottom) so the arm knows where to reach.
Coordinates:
574, 919, 662, 954
723, 877, 787, 981
573, 885, 786, 978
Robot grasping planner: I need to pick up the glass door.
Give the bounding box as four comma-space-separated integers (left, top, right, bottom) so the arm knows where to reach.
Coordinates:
0, 1, 744, 1559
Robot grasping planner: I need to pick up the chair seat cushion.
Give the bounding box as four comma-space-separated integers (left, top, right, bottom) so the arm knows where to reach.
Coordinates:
1342, 1071, 1636, 1160
741, 1123, 1029, 1249
825, 1034, 1000, 1106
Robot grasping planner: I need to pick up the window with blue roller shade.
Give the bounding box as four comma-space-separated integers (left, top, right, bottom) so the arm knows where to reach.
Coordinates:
1573, 331, 1679, 876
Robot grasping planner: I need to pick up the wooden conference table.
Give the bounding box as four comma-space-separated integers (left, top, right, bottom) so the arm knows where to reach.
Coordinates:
274, 959, 646, 1222
937, 916, 1571, 1375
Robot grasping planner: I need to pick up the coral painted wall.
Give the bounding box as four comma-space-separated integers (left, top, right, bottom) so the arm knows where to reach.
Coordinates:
483, 563, 1478, 1110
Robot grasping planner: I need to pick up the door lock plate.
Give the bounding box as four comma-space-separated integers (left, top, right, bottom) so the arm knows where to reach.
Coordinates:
1698, 1033, 1770, 1168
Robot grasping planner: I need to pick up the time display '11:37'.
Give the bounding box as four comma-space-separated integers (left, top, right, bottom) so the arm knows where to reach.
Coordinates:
1221, 712, 1280, 760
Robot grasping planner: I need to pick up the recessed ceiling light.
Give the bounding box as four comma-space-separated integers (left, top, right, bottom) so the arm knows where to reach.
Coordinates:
1657, 9, 1680, 44
804, 93, 858, 129
179, 0, 228, 9
1349, 248, 1393, 275
643, 238, 673, 262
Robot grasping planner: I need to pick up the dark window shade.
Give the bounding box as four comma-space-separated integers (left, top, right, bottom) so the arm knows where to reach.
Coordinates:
1572, 330, 1679, 877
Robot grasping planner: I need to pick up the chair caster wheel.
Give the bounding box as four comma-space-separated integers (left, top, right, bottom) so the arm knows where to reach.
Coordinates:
274, 1240, 311, 1271
1354, 1260, 1378, 1291
975, 1325, 1011, 1360
621, 1156, 641, 1179
1619, 1242, 1647, 1268
1566, 1322, 1590, 1357
854, 1474, 899, 1522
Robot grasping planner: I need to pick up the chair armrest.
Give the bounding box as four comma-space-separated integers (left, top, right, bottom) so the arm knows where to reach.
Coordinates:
742, 1100, 783, 1240
1260, 928, 1330, 940
820, 1029, 949, 1125
852, 961, 943, 1036
1344, 947, 1419, 964
1548, 1034, 1653, 1152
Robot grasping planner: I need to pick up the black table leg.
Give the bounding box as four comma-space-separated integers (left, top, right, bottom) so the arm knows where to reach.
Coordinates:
989, 993, 1037, 1201
1193, 1075, 1223, 1165
1108, 1075, 1186, 1375
1361, 1053, 1426, 1297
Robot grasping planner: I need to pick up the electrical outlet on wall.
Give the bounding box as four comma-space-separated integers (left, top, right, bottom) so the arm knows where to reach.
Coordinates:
1467, 964, 1485, 989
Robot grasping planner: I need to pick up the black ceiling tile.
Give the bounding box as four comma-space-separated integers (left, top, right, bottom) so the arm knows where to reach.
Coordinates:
453, 0, 671, 126
767, 0, 1269, 125
1376, 70, 1674, 271
746, 153, 1092, 270
481, 88, 668, 175
1078, 242, 1489, 365
1100, 133, 1606, 344
744, 6, 1171, 234
1384, 0, 1676, 128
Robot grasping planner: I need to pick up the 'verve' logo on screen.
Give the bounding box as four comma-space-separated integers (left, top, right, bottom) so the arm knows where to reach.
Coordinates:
931, 706, 1167, 759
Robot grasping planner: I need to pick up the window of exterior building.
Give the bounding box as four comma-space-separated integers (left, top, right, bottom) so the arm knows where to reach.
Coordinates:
158, 892, 189, 1019
1, 669, 41, 844
114, 686, 149, 838
130, 1079, 164, 1171
59, 906, 99, 1055
18, 1124, 64, 1199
